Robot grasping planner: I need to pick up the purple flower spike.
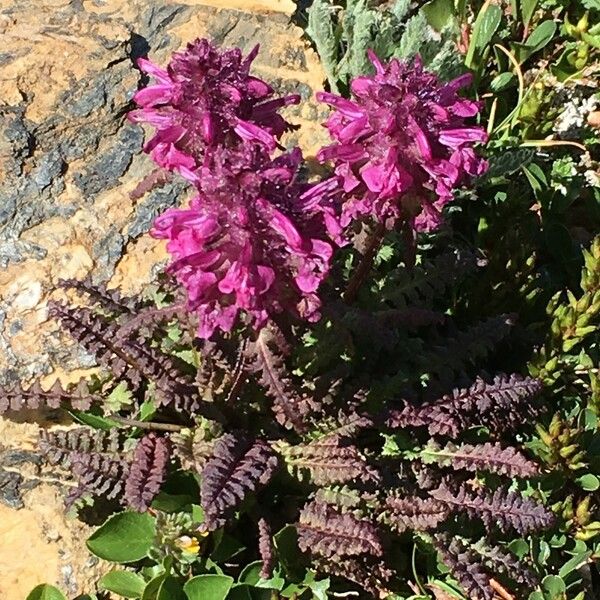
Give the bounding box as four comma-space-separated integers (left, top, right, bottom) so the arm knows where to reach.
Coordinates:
129, 39, 300, 184
151, 146, 333, 339
316, 53, 488, 232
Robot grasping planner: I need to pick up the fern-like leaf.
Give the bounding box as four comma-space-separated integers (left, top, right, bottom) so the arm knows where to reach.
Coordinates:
67, 453, 129, 507
38, 428, 123, 467
471, 538, 538, 587
380, 493, 449, 533
278, 438, 380, 485
389, 374, 543, 437
430, 482, 554, 534
433, 534, 493, 600
124, 433, 171, 512
58, 277, 141, 314
297, 500, 383, 558
0, 379, 98, 414
245, 327, 310, 432
200, 433, 279, 530
314, 556, 393, 597
419, 441, 540, 478
258, 518, 274, 580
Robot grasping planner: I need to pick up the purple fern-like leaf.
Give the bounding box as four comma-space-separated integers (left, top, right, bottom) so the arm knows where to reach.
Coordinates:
430, 482, 554, 534
200, 433, 279, 530
124, 433, 171, 512
296, 500, 383, 559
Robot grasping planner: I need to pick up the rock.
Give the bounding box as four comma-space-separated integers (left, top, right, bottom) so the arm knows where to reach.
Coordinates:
0, 0, 328, 385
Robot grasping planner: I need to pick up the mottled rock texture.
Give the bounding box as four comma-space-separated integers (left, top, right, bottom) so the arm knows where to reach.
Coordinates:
0, 1, 327, 596
0, 0, 329, 387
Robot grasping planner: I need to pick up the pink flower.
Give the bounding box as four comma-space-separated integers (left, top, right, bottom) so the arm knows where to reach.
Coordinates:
151, 146, 333, 338
316, 52, 488, 232
129, 39, 300, 184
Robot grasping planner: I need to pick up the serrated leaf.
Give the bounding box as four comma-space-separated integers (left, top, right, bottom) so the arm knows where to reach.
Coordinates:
105, 381, 134, 412
340, 0, 379, 79
396, 12, 430, 60
391, 0, 411, 20
306, 0, 340, 92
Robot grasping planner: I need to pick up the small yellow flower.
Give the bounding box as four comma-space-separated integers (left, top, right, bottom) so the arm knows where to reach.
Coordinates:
175, 535, 201, 555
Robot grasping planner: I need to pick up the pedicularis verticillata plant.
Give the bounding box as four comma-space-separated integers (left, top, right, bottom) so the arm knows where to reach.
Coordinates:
12, 39, 583, 600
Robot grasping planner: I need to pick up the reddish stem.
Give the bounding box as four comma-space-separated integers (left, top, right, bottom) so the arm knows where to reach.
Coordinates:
343, 222, 386, 304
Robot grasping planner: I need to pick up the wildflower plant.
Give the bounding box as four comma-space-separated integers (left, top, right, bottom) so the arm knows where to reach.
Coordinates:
14, 11, 600, 600
317, 51, 488, 232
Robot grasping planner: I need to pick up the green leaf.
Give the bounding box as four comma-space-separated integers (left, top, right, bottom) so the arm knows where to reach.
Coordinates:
274, 526, 305, 580
68, 409, 120, 431
507, 539, 529, 558
227, 585, 272, 600
191, 504, 205, 524
151, 491, 195, 513
396, 12, 429, 59
87, 512, 156, 563
26, 585, 67, 600
526, 20, 557, 52
306, 0, 340, 92
184, 575, 234, 600
422, 0, 455, 31
541, 575, 566, 599
490, 72, 515, 92
307, 576, 330, 600
142, 574, 167, 600
521, 0, 538, 27
465, 3, 502, 68
391, 0, 411, 20
158, 576, 186, 600
558, 550, 592, 578
577, 473, 600, 491
100, 571, 146, 598
513, 20, 557, 62
105, 381, 134, 412
238, 562, 263, 585
226, 586, 253, 600
210, 532, 246, 562
342, 0, 380, 77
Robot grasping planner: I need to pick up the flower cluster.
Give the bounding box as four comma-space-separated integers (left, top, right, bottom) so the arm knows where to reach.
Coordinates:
129, 39, 300, 184
152, 146, 332, 338
131, 39, 335, 338
317, 51, 488, 231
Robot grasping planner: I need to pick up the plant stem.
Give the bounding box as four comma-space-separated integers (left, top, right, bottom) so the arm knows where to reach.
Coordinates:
343, 222, 386, 304
110, 415, 185, 432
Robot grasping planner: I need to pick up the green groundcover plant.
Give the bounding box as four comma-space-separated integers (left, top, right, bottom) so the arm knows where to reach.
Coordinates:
5, 1, 599, 599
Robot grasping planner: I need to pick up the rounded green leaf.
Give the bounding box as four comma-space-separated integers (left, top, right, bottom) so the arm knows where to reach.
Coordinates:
157, 576, 186, 600
541, 575, 566, 599
576, 473, 600, 491
100, 571, 146, 598
87, 511, 156, 563
26, 585, 67, 600
184, 575, 234, 600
